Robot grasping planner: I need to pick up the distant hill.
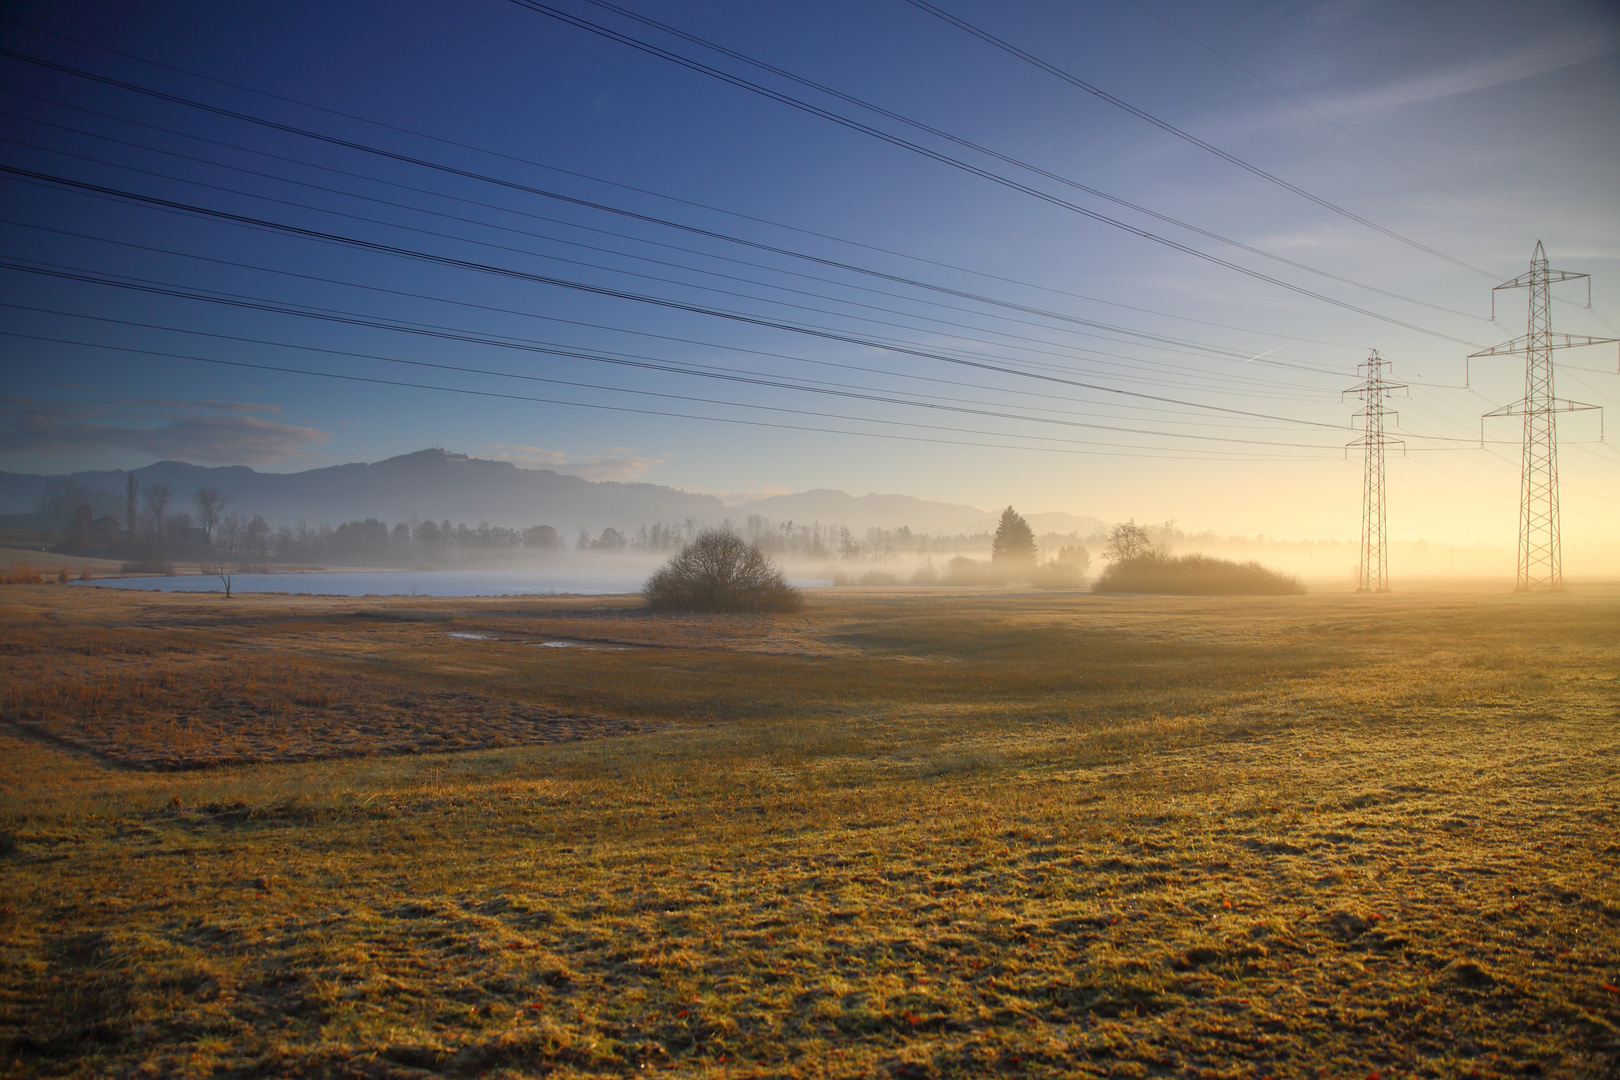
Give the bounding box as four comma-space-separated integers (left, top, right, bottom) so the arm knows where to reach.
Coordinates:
0, 450, 1106, 537
0, 449, 724, 533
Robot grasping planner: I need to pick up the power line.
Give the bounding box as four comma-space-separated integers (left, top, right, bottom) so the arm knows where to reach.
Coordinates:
0, 260, 1511, 447
0, 45, 1485, 341
0, 17, 1388, 352
0, 123, 1349, 385
0, 330, 1339, 462
6, 217, 1339, 408
552, 0, 1495, 314
1, 179, 1338, 409
899, 0, 1499, 278
0, 300, 1346, 450
0, 163, 1362, 429
41, 44, 1472, 351
485, 8, 1484, 340
0, 296, 1325, 434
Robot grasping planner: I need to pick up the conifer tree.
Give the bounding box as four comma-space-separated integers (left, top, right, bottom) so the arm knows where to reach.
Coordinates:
991, 506, 1037, 564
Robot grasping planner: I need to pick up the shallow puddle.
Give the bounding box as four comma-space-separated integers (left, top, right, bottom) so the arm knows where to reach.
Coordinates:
532, 639, 633, 651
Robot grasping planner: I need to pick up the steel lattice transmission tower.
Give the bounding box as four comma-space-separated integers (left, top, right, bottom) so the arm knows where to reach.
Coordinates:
1345, 351, 1405, 593
1472, 242, 1613, 591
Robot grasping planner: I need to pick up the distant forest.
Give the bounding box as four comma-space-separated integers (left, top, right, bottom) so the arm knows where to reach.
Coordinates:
23, 478, 1089, 568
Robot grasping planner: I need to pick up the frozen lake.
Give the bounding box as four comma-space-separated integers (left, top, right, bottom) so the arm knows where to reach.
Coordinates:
76, 568, 832, 597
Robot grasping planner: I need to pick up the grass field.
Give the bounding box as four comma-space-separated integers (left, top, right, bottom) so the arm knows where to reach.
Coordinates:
2, 583, 1618, 1078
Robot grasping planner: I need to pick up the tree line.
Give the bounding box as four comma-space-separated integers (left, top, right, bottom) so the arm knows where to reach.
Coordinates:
37, 482, 1097, 573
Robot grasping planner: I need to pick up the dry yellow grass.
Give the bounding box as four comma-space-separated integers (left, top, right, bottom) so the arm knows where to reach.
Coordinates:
1, 583, 1617, 1078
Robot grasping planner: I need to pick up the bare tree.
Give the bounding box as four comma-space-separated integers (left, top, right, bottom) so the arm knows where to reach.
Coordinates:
645, 530, 801, 613
1104, 520, 1157, 563
141, 483, 172, 541
217, 511, 244, 557
244, 515, 271, 562
201, 559, 235, 598
193, 487, 230, 546
125, 474, 137, 545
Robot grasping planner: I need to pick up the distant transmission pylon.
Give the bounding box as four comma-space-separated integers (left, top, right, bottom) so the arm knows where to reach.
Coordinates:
1345, 350, 1405, 593
1471, 242, 1614, 591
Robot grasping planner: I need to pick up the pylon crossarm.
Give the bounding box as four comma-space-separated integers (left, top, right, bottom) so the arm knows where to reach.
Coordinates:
1469, 336, 1526, 359
1550, 334, 1620, 350
1551, 399, 1604, 438
1466, 333, 1613, 359
1494, 268, 1589, 292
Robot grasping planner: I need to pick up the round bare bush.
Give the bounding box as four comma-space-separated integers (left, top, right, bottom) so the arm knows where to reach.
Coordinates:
644, 530, 803, 613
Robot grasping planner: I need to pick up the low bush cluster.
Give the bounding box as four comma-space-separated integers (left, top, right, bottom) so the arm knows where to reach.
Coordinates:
1093, 553, 1304, 595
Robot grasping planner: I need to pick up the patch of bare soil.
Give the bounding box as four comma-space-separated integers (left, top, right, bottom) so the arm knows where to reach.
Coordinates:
4, 689, 642, 770
1, 621, 643, 770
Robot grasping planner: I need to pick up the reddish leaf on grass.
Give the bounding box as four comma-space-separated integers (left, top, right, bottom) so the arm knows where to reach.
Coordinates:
1601, 983, 1620, 993
677, 1009, 689, 1018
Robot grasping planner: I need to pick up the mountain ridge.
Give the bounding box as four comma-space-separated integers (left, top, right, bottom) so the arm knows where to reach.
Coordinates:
0, 449, 1103, 536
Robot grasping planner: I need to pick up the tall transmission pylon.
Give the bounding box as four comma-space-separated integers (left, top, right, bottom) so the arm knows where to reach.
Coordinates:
1345, 351, 1405, 593
1471, 242, 1614, 591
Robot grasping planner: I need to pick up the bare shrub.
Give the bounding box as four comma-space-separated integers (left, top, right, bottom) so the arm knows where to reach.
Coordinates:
645, 530, 802, 613
1, 563, 44, 585
1094, 553, 1304, 595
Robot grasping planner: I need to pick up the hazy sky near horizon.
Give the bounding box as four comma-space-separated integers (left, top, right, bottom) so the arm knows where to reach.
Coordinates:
2, 0, 1617, 546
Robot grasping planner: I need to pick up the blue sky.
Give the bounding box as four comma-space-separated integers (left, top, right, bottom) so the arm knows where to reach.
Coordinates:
2, 0, 1617, 547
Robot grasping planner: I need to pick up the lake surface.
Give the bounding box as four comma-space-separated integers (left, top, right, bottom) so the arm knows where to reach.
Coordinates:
77, 568, 831, 597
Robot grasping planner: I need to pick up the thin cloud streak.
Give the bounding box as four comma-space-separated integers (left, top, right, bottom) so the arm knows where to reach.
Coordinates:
0, 398, 330, 464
